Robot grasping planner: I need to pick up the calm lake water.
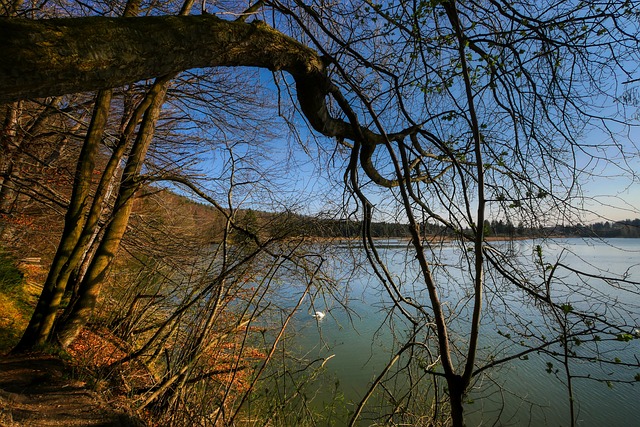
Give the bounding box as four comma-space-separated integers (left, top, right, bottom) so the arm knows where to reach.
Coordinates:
274, 238, 640, 426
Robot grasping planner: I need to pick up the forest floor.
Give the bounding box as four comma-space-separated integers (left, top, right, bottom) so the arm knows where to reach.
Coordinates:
0, 352, 145, 426
0, 261, 152, 426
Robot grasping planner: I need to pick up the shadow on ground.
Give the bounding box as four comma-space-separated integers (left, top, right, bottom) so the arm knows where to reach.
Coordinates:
0, 353, 144, 426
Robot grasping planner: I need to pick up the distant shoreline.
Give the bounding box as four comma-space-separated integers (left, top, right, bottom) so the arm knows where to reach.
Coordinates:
298, 234, 639, 245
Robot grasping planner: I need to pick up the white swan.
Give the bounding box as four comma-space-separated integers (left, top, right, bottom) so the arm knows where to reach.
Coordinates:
312, 311, 326, 319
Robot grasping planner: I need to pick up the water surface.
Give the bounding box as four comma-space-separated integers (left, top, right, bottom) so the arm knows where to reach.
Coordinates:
278, 238, 640, 426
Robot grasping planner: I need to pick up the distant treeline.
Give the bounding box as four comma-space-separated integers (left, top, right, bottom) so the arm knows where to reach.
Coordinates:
485, 219, 640, 239
289, 216, 640, 239
289, 217, 410, 238
550, 219, 640, 238
151, 189, 640, 240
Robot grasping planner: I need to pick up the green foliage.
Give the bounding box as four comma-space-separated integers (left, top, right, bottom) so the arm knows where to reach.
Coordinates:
0, 249, 29, 352
0, 251, 23, 293
534, 245, 543, 258
616, 333, 634, 342
497, 329, 512, 339
560, 304, 573, 314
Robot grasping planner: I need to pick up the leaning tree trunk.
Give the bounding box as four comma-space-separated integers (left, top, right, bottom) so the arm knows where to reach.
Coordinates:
0, 15, 370, 144
13, 90, 112, 351
54, 78, 170, 348
55, 76, 169, 320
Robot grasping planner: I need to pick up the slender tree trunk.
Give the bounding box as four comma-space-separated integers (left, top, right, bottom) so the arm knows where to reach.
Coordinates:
0, 102, 20, 218
13, 90, 112, 352
54, 76, 171, 334
56, 76, 170, 312
54, 79, 171, 348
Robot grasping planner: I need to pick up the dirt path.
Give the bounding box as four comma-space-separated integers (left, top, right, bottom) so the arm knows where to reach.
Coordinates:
0, 353, 143, 427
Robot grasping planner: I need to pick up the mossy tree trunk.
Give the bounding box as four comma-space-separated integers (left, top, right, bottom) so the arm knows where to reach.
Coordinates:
0, 15, 368, 144
13, 90, 112, 351
54, 78, 171, 348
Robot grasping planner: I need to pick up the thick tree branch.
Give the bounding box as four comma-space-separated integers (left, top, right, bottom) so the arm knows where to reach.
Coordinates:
0, 15, 322, 102
0, 14, 426, 186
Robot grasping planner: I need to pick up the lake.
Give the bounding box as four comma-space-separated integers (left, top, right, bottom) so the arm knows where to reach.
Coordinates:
269, 238, 640, 426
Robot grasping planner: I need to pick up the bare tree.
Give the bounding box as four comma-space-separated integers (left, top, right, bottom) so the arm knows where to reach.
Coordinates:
2, 1, 640, 426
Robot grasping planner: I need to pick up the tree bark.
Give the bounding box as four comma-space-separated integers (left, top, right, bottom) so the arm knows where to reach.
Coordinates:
1, 14, 421, 191
54, 78, 170, 348
0, 15, 324, 103
13, 90, 112, 351
0, 15, 392, 144
0, 102, 20, 216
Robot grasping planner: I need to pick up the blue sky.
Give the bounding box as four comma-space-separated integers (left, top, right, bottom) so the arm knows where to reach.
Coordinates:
577, 119, 640, 222
212, 101, 640, 224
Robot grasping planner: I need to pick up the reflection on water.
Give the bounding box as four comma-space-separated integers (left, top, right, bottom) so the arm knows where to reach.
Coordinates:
277, 239, 640, 426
